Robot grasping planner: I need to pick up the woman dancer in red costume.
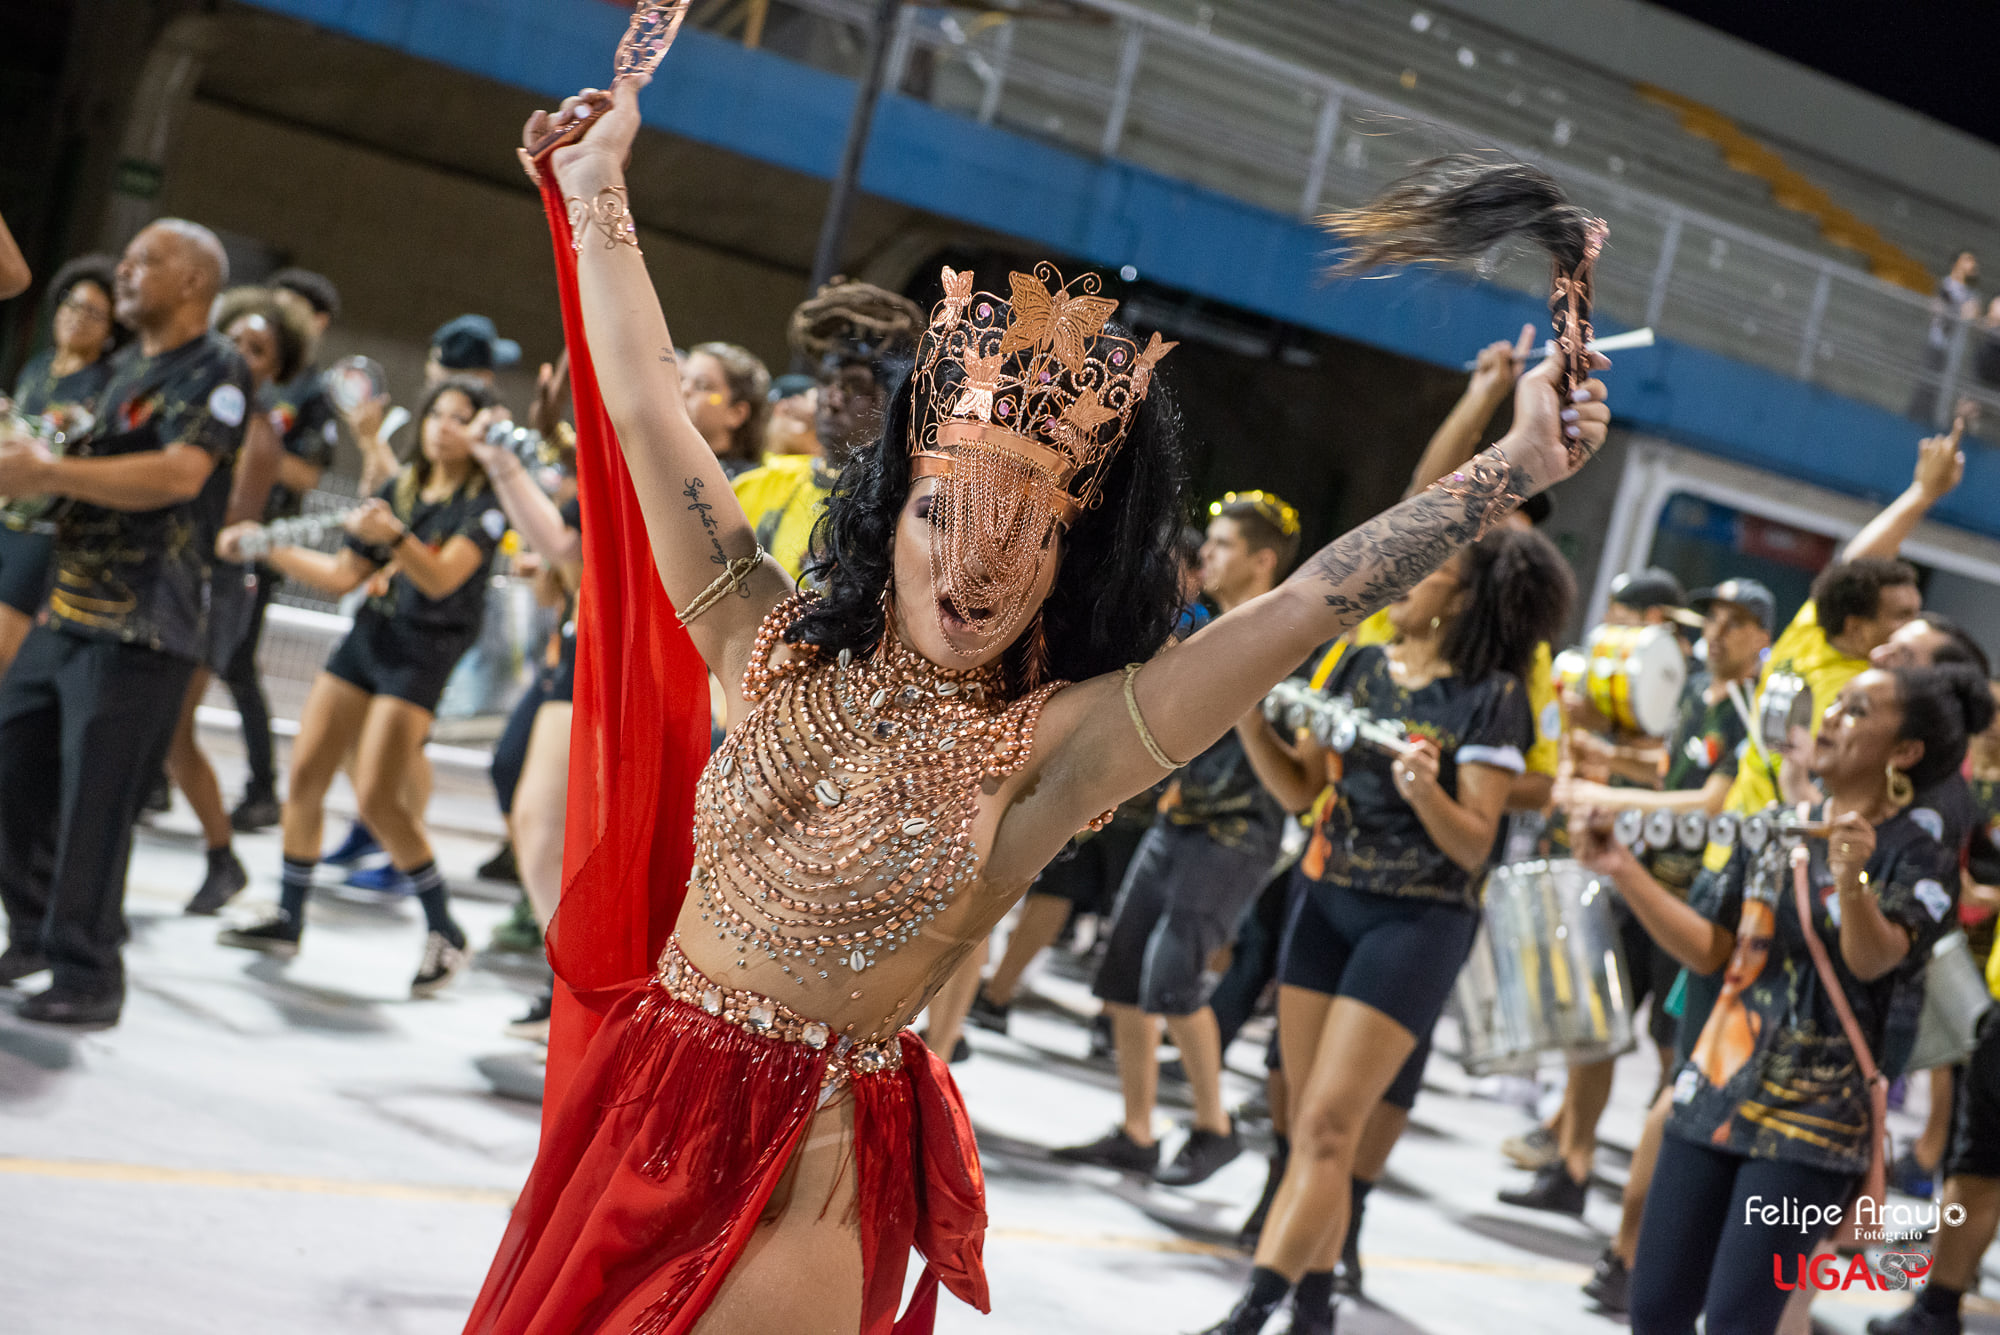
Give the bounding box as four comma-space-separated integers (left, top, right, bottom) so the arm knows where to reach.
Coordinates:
465, 76, 1612, 1335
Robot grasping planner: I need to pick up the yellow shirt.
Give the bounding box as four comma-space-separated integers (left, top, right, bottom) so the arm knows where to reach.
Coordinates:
1723, 599, 1866, 815
732, 455, 831, 581
1310, 610, 1558, 778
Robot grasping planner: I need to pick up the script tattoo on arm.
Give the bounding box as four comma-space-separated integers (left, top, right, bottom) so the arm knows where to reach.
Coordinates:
683, 475, 727, 568
1286, 448, 1527, 632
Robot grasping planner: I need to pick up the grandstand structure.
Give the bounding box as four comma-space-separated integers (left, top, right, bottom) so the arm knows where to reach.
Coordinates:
724, 0, 2000, 428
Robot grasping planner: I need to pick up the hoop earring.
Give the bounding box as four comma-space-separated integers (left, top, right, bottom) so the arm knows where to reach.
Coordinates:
1886, 761, 1914, 808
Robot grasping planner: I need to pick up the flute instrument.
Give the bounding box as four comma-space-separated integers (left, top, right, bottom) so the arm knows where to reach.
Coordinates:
1262, 679, 1411, 756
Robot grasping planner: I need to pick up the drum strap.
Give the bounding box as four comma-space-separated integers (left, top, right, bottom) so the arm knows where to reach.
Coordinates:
1789, 846, 1889, 1214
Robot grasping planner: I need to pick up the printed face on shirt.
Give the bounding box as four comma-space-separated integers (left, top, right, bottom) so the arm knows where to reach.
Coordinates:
1722, 895, 1775, 994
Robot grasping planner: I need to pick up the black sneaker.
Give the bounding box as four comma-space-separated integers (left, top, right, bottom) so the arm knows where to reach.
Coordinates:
1157, 1126, 1243, 1187
1499, 1161, 1588, 1217
478, 842, 521, 885
185, 849, 248, 916
967, 989, 1011, 1034
411, 931, 468, 998
1052, 1126, 1160, 1174
17, 984, 121, 1028
142, 774, 172, 816
0, 947, 49, 986
1189, 1297, 1286, 1335
229, 790, 282, 833
1279, 1300, 1338, 1335
1867, 1304, 1963, 1335
505, 987, 553, 1042
1333, 1222, 1363, 1298
1582, 1247, 1631, 1315
218, 913, 302, 957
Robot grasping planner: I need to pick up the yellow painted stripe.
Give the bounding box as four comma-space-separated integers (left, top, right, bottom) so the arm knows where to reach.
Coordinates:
0, 1155, 515, 1206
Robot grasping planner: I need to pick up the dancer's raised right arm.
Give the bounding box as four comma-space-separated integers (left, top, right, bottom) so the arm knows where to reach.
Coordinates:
527, 79, 790, 682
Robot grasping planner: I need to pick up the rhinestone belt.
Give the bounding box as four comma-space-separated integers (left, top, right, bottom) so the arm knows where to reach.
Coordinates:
657, 936, 903, 1080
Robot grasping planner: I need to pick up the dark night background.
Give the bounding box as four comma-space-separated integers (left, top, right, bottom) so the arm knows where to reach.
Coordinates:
1650, 1, 2000, 148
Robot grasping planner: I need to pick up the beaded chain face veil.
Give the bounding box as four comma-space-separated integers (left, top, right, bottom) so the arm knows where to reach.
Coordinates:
909, 264, 1175, 671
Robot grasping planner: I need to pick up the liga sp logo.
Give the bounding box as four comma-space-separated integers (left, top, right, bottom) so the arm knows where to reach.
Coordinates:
1772, 1251, 1932, 1292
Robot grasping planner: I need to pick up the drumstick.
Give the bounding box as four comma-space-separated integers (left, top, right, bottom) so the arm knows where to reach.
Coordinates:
1460, 326, 1655, 370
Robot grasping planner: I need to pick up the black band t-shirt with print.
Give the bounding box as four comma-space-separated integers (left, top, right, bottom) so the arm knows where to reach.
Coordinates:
50, 333, 251, 660
1645, 670, 1751, 893
263, 366, 340, 522
1666, 805, 1958, 1175
1164, 730, 1287, 864
343, 467, 504, 637
1302, 644, 1534, 910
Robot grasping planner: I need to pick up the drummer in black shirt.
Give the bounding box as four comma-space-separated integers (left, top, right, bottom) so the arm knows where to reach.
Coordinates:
216, 378, 505, 998
1583, 665, 1987, 1335
1207, 526, 1572, 1335
0, 256, 127, 678
0, 220, 250, 1026
220, 268, 343, 832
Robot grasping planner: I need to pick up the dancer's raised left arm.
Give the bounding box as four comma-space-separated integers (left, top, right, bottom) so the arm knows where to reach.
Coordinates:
1017, 353, 1606, 855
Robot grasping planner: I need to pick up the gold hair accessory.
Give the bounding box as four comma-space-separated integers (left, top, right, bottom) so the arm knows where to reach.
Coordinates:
567, 185, 640, 254
1209, 490, 1301, 536
678, 545, 766, 627
909, 264, 1177, 657
1122, 663, 1182, 770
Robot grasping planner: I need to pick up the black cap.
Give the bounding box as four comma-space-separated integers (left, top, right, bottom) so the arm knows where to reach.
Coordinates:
1609, 566, 1688, 611
430, 314, 520, 372
1690, 578, 1777, 633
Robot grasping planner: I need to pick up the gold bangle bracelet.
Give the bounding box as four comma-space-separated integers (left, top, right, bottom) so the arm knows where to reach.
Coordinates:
1122, 663, 1182, 770
678, 546, 767, 627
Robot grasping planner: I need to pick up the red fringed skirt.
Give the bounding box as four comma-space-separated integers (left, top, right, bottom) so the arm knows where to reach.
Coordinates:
464, 941, 990, 1335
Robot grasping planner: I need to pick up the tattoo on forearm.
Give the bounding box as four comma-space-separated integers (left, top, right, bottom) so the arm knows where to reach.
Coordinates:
683, 476, 727, 568
1286, 448, 1527, 629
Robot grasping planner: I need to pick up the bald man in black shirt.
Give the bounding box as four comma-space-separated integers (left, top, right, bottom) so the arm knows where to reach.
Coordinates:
0, 219, 251, 1026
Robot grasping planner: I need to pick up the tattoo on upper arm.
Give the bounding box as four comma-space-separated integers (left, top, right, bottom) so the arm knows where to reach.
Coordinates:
1286, 451, 1525, 629
683, 476, 727, 568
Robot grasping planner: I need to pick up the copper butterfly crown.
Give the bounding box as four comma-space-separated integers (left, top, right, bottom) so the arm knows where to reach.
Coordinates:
909, 263, 1176, 525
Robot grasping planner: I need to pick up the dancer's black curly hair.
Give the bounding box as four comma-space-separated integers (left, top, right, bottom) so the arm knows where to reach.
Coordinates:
1441, 525, 1575, 685
1894, 663, 1996, 791
784, 343, 1190, 693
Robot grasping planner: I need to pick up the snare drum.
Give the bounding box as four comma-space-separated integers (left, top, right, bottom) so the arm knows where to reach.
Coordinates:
1450, 858, 1636, 1074
1580, 623, 1687, 736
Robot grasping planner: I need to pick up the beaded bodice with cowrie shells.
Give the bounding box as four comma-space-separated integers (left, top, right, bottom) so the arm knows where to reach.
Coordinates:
674, 594, 1062, 1043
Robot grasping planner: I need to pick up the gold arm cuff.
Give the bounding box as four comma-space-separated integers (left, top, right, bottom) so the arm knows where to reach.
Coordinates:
679, 545, 768, 628
1122, 662, 1183, 770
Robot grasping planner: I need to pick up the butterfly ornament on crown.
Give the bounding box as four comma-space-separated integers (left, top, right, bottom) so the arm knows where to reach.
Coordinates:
909, 263, 1175, 686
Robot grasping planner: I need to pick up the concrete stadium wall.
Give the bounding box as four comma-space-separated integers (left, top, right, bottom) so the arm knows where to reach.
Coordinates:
153, 97, 806, 457
228, 0, 2000, 547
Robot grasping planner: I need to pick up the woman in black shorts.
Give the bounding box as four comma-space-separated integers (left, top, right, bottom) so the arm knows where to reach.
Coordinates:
172, 286, 305, 915
216, 377, 506, 997
467, 420, 582, 1037
1577, 664, 1990, 1335
1212, 525, 1573, 1335
0, 256, 126, 676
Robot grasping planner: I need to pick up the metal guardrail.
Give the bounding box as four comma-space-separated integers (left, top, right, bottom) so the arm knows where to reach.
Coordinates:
739, 0, 2000, 430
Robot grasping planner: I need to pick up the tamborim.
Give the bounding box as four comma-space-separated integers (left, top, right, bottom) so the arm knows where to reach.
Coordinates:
1756, 669, 1813, 756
